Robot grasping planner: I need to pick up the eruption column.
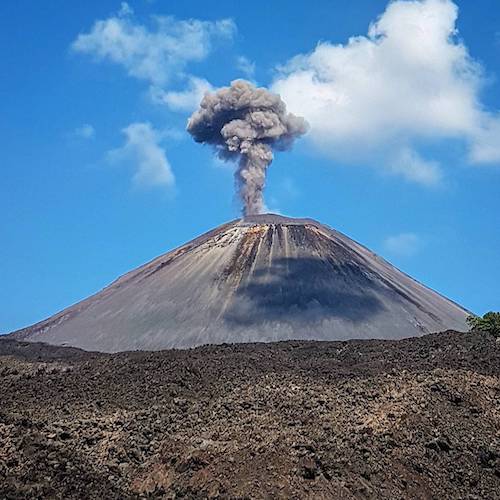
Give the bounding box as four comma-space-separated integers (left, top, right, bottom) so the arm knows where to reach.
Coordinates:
187, 80, 308, 216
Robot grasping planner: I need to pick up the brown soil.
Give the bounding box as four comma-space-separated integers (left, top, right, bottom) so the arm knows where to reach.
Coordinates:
1, 331, 499, 499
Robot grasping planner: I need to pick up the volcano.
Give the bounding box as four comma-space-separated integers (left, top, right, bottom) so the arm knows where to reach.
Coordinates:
10, 214, 469, 352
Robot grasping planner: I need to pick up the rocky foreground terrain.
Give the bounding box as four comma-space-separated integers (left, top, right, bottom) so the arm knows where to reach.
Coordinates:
1, 331, 499, 499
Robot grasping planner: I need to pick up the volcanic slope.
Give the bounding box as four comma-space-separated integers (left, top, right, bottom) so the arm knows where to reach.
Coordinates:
10, 214, 469, 352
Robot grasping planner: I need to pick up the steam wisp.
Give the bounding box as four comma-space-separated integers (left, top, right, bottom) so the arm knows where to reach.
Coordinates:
187, 80, 308, 216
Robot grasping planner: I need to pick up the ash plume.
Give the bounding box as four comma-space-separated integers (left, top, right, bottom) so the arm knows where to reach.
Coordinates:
187, 80, 308, 216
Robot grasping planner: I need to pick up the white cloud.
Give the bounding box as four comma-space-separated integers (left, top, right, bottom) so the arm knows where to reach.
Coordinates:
272, 0, 500, 184
107, 122, 174, 188
71, 7, 235, 86
384, 232, 421, 257
150, 76, 214, 112
74, 123, 95, 139
118, 2, 133, 18
388, 148, 442, 186
236, 56, 255, 78
469, 114, 500, 163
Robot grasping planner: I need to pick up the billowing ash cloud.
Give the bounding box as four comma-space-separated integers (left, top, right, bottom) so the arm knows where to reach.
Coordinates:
187, 79, 308, 215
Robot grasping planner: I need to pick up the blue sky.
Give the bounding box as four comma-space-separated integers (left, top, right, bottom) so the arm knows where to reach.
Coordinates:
1, 0, 499, 333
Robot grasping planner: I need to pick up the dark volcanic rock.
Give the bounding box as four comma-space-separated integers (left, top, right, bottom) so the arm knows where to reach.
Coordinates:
1, 330, 499, 499
9, 214, 469, 352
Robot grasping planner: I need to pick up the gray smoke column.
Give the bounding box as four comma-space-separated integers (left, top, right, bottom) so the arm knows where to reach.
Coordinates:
187, 79, 308, 216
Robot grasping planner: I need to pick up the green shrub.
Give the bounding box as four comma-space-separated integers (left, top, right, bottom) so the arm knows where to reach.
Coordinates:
467, 312, 500, 337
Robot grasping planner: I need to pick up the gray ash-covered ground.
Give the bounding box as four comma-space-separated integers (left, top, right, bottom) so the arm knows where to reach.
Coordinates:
1, 331, 499, 499
11, 215, 469, 351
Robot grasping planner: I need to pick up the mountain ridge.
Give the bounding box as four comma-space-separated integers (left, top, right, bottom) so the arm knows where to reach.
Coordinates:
9, 214, 469, 352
